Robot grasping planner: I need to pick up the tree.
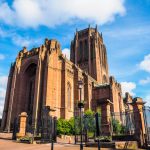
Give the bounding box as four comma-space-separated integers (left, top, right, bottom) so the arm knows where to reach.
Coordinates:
57, 109, 97, 136
84, 109, 95, 137
112, 119, 126, 135
57, 118, 75, 135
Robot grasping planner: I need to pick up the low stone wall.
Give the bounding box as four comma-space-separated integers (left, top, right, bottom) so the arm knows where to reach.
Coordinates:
0, 133, 12, 139
86, 141, 138, 149
115, 141, 138, 149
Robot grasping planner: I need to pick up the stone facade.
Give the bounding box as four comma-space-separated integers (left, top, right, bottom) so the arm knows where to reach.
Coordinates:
71, 27, 109, 84
0, 27, 142, 133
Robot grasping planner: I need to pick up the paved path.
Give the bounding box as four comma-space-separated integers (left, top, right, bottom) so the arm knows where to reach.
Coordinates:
0, 139, 113, 150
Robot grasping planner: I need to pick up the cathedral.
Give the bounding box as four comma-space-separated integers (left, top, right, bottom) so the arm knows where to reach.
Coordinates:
1, 27, 125, 131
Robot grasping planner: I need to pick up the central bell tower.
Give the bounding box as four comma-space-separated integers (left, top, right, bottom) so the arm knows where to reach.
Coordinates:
70, 26, 109, 84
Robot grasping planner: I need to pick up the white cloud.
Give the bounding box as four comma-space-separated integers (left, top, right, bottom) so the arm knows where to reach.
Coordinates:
0, 54, 5, 60
12, 35, 42, 47
139, 77, 150, 85
0, 2, 15, 25
144, 94, 150, 106
0, 27, 11, 38
0, 27, 42, 47
0, 76, 7, 118
0, 27, 7, 37
0, 0, 126, 28
139, 54, 150, 73
0, 99, 4, 118
121, 82, 136, 97
105, 25, 150, 38
0, 88, 6, 99
62, 48, 70, 60
0, 106, 4, 117
0, 76, 7, 88
12, 36, 31, 47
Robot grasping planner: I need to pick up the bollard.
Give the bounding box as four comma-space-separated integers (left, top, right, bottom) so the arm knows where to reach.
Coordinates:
95, 113, 101, 150
51, 140, 54, 150
98, 139, 100, 150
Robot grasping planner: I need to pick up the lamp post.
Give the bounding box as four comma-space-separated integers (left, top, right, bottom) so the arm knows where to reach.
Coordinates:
78, 80, 84, 150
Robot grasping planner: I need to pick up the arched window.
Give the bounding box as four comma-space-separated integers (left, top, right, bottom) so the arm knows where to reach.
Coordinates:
103, 75, 107, 83
67, 82, 71, 110
84, 39, 88, 60
99, 44, 102, 64
78, 41, 83, 62
23, 63, 37, 124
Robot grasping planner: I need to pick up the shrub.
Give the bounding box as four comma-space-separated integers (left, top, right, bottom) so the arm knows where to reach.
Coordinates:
57, 118, 75, 135
57, 109, 96, 136
84, 109, 95, 137
112, 119, 126, 135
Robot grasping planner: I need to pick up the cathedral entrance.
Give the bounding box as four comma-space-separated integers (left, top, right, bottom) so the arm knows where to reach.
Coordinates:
22, 63, 37, 126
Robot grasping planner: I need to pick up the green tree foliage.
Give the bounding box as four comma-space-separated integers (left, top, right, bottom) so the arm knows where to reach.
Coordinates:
84, 109, 96, 137
112, 119, 126, 135
68, 117, 75, 135
84, 109, 94, 116
57, 109, 96, 136
74, 116, 80, 134
57, 118, 75, 135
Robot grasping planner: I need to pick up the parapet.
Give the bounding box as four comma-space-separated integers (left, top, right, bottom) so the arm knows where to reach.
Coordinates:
74, 25, 103, 42
109, 76, 121, 90
45, 39, 61, 51
15, 39, 62, 61
124, 92, 133, 103
133, 97, 144, 103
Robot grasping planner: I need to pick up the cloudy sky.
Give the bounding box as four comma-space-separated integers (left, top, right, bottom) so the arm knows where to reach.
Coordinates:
0, 0, 150, 117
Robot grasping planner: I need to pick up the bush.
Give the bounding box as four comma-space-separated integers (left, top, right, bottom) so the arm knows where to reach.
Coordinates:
84, 109, 95, 137
112, 119, 126, 135
18, 136, 33, 144
84, 109, 94, 116
57, 109, 95, 136
97, 136, 112, 142
57, 118, 75, 135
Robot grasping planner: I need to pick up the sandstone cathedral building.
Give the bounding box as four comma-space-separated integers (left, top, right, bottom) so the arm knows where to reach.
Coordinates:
1, 27, 141, 131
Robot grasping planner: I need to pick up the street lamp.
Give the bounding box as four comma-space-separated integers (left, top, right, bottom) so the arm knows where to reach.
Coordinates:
78, 80, 84, 150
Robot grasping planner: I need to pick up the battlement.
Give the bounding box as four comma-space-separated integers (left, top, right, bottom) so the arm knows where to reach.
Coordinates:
17, 46, 40, 60
110, 76, 121, 90
16, 39, 61, 60
74, 26, 103, 42
133, 97, 144, 103
45, 38, 61, 51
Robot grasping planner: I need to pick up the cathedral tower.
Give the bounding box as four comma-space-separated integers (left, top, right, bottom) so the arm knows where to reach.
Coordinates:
70, 26, 109, 84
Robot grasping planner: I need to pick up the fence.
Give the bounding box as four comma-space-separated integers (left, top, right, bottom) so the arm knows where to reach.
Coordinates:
111, 111, 135, 136
12, 107, 57, 143
12, 106, 150, 148
143, 106, 150, 145
74, 108, 148, 144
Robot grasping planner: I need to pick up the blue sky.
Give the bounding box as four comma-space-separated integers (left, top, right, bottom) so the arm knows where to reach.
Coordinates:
0, 0, 150, 117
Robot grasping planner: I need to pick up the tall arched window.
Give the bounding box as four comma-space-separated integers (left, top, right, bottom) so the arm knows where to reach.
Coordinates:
67, 82, 71, 110
103, 75, 107, 83
78, 41, 83, 62
84, 39, 88, 60
24, 63, 37, 116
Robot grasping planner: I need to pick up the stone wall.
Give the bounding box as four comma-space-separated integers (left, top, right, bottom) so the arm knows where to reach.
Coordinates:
70, 27, 109, 84
1, 27, 143, 137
